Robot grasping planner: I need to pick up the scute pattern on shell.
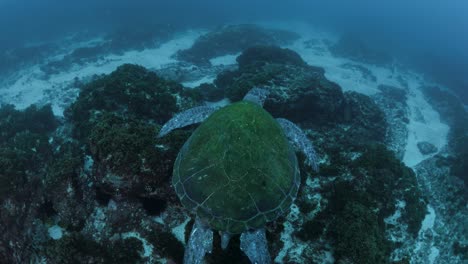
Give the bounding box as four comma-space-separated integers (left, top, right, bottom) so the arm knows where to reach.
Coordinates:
172, 101, 300, 234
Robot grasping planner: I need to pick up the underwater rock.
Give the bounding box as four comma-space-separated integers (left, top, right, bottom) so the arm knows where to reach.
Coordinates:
342, 91, 387, 145
273, 133, 426, 263
66, 63, 201, 141
0, 64, 197, 261
195, 83, 225, 102
414, 156, 467, 263
42, 232, 144, 263
155, 62, 235, 85
0, 56, 430, 263
214, 45, 344, 125
88, 113, 190, 197
0, 104, 60, 261
0, 104, 57, 200
422, 86, 468, 186
175, 24, 300, 65
236, 45, 307, 68
214, 45, 387, 147
417, 141, 438, 155
43, 139, 96, 232
373, 85, 410, 159
295, 143, 426, 263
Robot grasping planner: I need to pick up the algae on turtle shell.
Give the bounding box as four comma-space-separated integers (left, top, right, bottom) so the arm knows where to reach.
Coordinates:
173, 101, 300, 234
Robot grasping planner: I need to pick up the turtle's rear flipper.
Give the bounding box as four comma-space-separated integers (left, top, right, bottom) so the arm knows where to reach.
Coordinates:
243, 88, 270, 107
158, 106, 218, 137
184, 218, 213, 264
240, 228, 271, 264
276, 118, 319, 172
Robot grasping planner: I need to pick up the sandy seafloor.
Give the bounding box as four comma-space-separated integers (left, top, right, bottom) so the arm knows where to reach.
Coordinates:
0, 21, 457, 263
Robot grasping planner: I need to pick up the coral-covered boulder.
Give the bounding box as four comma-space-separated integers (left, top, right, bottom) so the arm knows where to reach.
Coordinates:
89, 113, 190, 197
66, 63, 201, 141
214, 45, 344, 125
176, 24, 299, 65
236, 45, 307, 68
342, 91, 387, 144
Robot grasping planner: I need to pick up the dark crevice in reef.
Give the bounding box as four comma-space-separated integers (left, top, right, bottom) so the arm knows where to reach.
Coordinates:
95, 186, 113, 206
138, 196, 168, 216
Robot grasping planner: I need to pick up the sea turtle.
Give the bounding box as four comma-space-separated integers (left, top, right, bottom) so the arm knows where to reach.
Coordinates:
158, 88, 318, 264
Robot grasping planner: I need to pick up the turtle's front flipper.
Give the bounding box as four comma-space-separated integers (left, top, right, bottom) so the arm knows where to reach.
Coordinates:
184, 218, 213, 264
158, 106, 218, 137
276, 118, 319, 172
243, 88, 270, 107
240, 228, 271, 264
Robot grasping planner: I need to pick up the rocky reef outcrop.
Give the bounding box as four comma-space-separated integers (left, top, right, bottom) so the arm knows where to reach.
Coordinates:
372, 84, 410, 159
175, 24, 300, 66
0, 46, 428, 263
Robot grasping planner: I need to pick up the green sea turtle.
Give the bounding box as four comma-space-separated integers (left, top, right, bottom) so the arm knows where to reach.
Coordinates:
158, 88, 318, 264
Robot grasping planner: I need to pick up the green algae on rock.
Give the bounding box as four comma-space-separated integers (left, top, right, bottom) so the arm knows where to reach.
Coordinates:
89, 112, 190, 197
213, 45, 344, 125
66, 63, 201, 141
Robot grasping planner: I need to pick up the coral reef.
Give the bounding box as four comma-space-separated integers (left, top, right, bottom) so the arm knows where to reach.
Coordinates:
416, 141, 438, 155
0, 104, 59, 261
292, 143, 426, 263
89, 112, 189, 197
43, 234, 144, 263
66, 63, 200, 141
0, 53, 428, 263
214, 45, 345, 125
372, 85, 409, 159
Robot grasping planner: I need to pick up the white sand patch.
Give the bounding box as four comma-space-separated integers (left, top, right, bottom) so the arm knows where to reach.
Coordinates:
209, 53, 239, 66
0, 30, 204, 116
182, 75, 215, 88
429, 247, 440, 264
107, 30, 204, 70
413, 205, 439, 263
172, 217, 190, 244
275, 203, 306, 263
385, 200, 406, 226
402, 75, 449, 167
122, 231, 154, 258
421, 205, 436, 232
48, 225, 64, 240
